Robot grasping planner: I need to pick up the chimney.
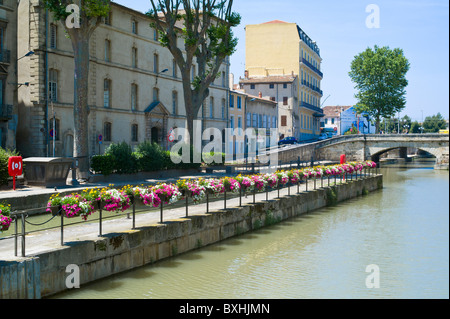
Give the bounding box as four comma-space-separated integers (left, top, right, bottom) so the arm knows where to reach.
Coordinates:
258, 92, 262, 98
244, 70, 249, 79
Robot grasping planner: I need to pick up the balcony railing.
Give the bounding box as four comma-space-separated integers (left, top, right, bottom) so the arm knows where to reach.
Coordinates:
300, 80, 323, 96
0, 104, 13, 120
301, 57, 323, 78
300, 101, 323, 115
0, 50, 11, 64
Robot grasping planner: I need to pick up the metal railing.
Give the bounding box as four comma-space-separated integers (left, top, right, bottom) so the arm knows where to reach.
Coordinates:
1, 165, 379, 258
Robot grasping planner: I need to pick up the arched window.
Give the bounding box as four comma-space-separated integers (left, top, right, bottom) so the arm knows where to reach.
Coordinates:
104, 122, 112, 142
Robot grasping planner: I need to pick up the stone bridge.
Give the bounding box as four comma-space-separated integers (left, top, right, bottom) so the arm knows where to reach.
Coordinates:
273, 134, 449, 169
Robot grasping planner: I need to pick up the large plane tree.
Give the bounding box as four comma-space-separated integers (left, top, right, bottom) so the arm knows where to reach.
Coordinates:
147, 0, 240, 150
43, 0, 110, 179
349, 45, 410, 134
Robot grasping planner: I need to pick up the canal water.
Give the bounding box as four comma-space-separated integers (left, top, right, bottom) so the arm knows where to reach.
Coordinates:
54, 160, 449, 299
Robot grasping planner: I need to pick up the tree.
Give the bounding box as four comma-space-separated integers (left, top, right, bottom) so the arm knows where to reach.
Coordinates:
349, 45, 410, 134
147, 0, 240, 150
423, 113, 447, 133
43, 0, 110, 179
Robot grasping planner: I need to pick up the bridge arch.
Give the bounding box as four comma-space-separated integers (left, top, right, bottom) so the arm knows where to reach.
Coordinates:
370, 146, 438, 163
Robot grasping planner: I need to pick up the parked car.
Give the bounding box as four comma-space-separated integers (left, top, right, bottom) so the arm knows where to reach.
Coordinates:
318, 133, 329, 141
278, 136, 299, 146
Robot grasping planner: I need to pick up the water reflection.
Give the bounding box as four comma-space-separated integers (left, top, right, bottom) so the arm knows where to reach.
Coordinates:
53, 160, 449, 299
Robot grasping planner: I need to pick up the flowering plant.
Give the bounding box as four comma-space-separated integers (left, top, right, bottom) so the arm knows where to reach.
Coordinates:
276, 171, 289, 186
138, 187, 161, 207
251, 175, 267, 192
100, 188, 131, 212
288, 170, 300, 184
263, 173, 278, 188
222, 177, 241, 194
186, 181, 207, 204
237, 175, 254, 192
152, 183, 182, 205
199, 178, 224, 197
0, 203, 12, 232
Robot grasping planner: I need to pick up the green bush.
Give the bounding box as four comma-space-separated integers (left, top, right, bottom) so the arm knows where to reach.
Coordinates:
90, 154, 115, 176
0, 148, 20, 186
105, 142, 139, 174
203, 151, 226, 166
134, 141, 166, 171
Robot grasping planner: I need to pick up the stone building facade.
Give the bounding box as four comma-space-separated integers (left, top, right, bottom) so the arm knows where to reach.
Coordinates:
0, 0, 18, 149
16, 1, 230, 158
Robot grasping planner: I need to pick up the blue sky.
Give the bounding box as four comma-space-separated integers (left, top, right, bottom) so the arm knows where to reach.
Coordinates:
114, 0, 449, 122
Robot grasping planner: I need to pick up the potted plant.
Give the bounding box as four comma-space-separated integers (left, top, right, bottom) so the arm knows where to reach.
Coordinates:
0, 203, 12, 232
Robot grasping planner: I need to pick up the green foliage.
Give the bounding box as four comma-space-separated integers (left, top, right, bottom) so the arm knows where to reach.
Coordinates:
134, 141, 166, 172
326, 187, 338, 206
349, 45, 410, 133
0, 148, 20, 186
90, 154, 115, 176
105, 142, 139, 174
43, 0, 111, 21
344, 124, 359, 135
90, 141, 201, 175
423, 113, 447, 133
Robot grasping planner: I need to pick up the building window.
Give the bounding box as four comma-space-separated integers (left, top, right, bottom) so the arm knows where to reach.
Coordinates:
172, 91, 178, 115
132, 47, 138, 68
283, 83, 288, 89
154, 53, 159, 73
105, 39, 111, 62
229, 95, 234, 108
172, 59, 177, 78
209, 97, 214, 119
153, 87, 159, 102
281, 115, 287, 127
250, 84, 255, 90
50, 24, 57, 49
246, 113, 251, 127
222, 71, 226, 87
132, 20, 138, 34
104, 79, 111, 108
191, 65, 196, 81
269, 83, 274, 89
237, 96, 241, 109
252, 113, 257, 127
131, 84, 138, 111
230, 115, 234, 129
238, 116, 242, 129
48, 69, 58, 102
104, 122, 112, 142
131, 124, 138, 142
283, 97, 288, 105
222, 98, 225, 120
153, 28, 159, 41
104, 12, 112, 25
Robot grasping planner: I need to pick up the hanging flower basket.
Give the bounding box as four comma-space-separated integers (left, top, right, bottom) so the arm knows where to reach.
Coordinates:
0, 215, 12, 232
99, 189, 131, 213
49, 205, 62, 217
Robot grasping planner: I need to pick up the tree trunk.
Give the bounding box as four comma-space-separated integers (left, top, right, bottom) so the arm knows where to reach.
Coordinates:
71, 33, 90, 179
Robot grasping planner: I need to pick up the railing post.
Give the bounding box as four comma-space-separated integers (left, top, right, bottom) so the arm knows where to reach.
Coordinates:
206, 192, 209, 213
224, 190, 227, 209
185, 194, 189, 218
14, 214, 18, 257
60, 210, 64, 246
160, 200, 164, 223
132, 197, 136, 229
99, 205, 103, 237
21, 213, 26, 257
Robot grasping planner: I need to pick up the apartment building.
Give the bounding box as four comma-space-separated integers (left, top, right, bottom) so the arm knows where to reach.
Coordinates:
0, 0, 17, 149
239, 74, 297, 140
229, 85, 277, 158
16, 1, 230, 158
245, 20, 323, 141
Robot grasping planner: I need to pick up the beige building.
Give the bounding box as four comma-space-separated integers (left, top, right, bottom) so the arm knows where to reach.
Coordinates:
16, 1, 230, 159
0, 0, 18, 149
245, 20, 323, 141
239, 74, 298, 140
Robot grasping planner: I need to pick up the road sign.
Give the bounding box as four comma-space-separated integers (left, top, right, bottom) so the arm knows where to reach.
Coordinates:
8, 156, 23, 190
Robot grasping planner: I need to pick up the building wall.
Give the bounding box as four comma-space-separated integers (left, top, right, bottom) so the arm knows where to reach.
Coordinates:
245, 20, 323, 142
16, 1, 229, 159
0, 0, 18, 149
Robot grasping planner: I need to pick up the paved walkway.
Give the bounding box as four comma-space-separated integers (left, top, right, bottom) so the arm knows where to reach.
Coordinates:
0, 176, 347, 261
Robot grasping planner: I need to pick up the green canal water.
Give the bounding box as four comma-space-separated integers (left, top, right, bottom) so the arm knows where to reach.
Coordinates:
53, 160, 449, 299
